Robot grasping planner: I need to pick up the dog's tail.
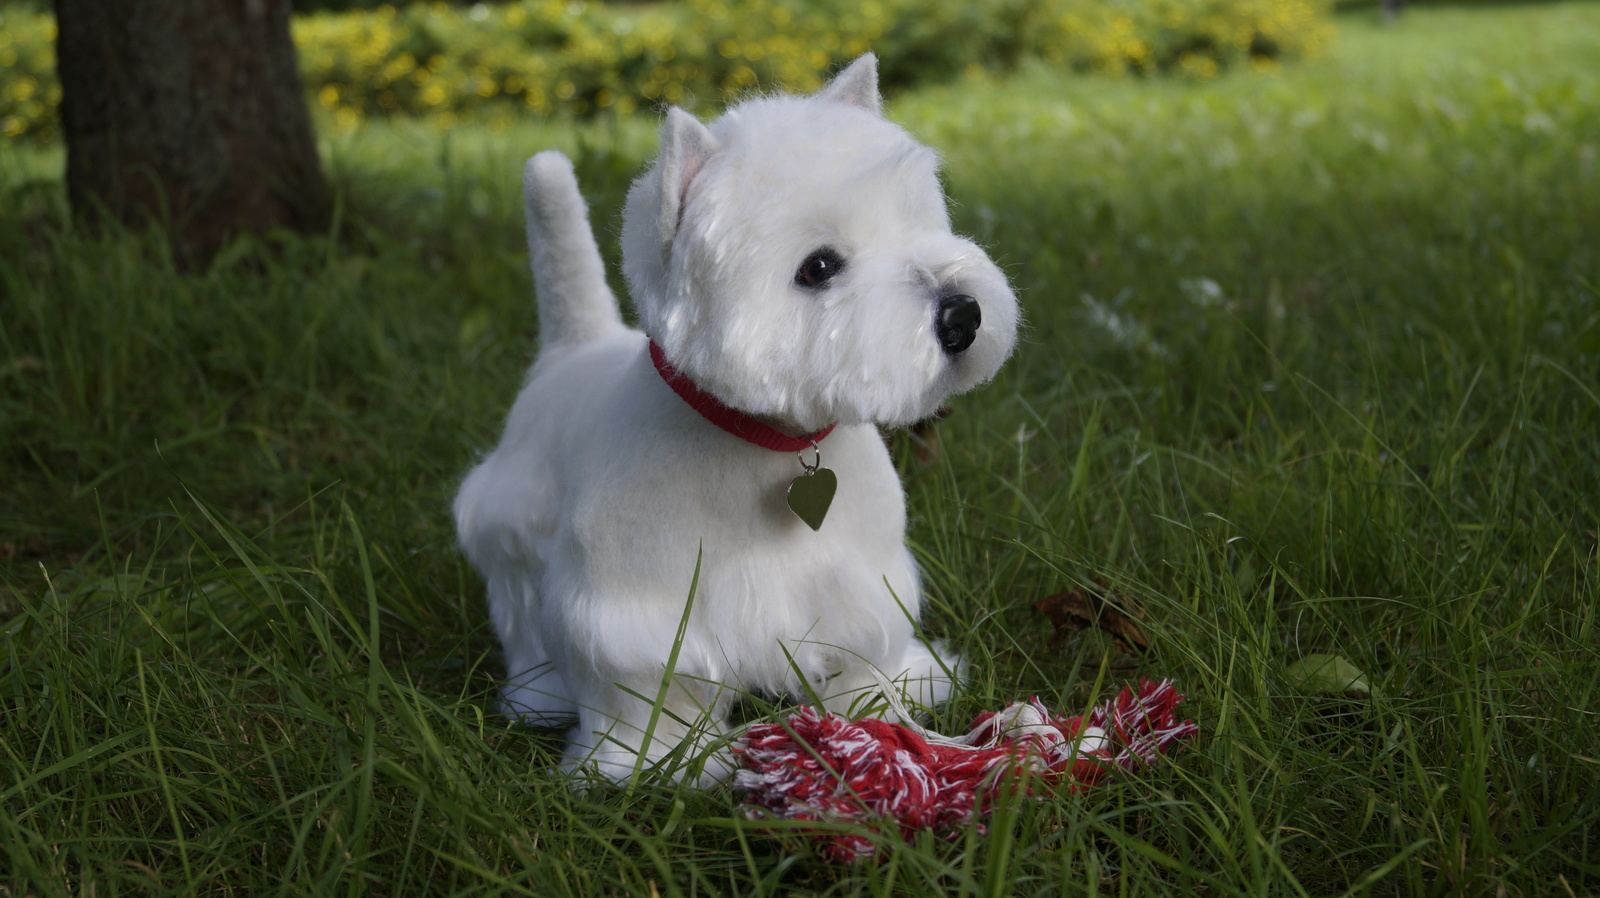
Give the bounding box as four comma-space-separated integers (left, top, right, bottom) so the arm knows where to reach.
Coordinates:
522, 150, 624, 352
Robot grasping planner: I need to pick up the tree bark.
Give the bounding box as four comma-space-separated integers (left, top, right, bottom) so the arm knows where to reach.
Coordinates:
55, 0, 331, 269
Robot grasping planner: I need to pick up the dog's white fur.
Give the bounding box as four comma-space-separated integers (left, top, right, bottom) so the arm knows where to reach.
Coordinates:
454, 55, 1018, 783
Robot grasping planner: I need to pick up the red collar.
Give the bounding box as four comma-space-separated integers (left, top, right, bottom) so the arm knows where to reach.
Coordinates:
648, 341, 835, 452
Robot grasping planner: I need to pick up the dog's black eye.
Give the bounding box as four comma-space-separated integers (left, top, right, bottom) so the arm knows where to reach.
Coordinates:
795, 248, 845, 289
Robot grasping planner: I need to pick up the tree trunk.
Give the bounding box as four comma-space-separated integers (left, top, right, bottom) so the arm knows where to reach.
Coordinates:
54, 0, 331, 269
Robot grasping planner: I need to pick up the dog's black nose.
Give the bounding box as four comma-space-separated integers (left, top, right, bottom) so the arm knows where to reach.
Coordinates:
935, 294, 981, 355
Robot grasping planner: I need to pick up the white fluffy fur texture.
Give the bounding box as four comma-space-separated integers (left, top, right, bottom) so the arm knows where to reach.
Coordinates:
454, 55, 1019, 784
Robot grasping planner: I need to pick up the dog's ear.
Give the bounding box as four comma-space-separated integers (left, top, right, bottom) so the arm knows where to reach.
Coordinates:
657, 106, 721, 245
815, 53, 881, 116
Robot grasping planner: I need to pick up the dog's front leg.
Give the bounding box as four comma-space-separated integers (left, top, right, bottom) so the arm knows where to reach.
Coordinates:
562, 668, 738, 786
815, 637, 965, 721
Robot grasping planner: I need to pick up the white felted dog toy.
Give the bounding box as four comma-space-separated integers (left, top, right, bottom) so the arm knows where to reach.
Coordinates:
454, 54, 1018, 784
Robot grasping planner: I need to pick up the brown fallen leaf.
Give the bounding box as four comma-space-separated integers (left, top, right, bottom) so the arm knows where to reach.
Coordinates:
1035, 582, 1151, 655
0, 535, 49, 561
884, 404, 953, 463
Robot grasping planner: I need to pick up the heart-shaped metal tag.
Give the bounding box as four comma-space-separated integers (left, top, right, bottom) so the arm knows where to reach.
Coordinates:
786, 467, 836, 531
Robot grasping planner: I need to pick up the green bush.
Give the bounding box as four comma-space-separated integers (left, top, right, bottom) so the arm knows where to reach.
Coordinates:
291, 0, 891, 128
0, 10, 58, 141
1026, 0, 1338, 77
0, 0, 1335, 141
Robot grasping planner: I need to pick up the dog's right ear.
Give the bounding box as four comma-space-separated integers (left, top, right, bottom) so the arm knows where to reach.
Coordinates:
657, 107, 721, 245
815, 53, 881, 116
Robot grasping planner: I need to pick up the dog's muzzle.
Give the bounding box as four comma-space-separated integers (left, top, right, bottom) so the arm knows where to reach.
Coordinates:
935, 294, 981, 355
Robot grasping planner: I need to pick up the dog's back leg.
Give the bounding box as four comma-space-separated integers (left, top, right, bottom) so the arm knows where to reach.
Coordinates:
489, 575, 580, 725
522, 150, 626, 353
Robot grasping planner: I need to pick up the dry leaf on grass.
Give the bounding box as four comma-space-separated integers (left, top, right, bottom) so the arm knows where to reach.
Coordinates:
1034, 583, 1151, 655
885, 404, 952, 462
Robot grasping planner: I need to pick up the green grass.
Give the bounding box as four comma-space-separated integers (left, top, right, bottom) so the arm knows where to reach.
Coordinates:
3, 3, 1599, 894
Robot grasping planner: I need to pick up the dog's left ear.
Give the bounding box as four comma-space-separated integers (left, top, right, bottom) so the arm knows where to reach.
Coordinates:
657, 106, 722, 245
815, 53, 881, 116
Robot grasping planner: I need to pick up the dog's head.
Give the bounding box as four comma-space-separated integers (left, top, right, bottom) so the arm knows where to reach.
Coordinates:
622, 54, 1018, 431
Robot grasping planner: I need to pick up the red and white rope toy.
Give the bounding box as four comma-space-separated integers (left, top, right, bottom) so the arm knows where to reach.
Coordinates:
734, 679, 1198, 862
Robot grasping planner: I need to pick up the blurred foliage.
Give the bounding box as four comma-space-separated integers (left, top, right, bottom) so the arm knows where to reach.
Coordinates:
0, 0, 1333, 141
0, 9, 56, 141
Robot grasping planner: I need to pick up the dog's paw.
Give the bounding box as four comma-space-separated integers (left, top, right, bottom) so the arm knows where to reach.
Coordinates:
559, 737, 738, 788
